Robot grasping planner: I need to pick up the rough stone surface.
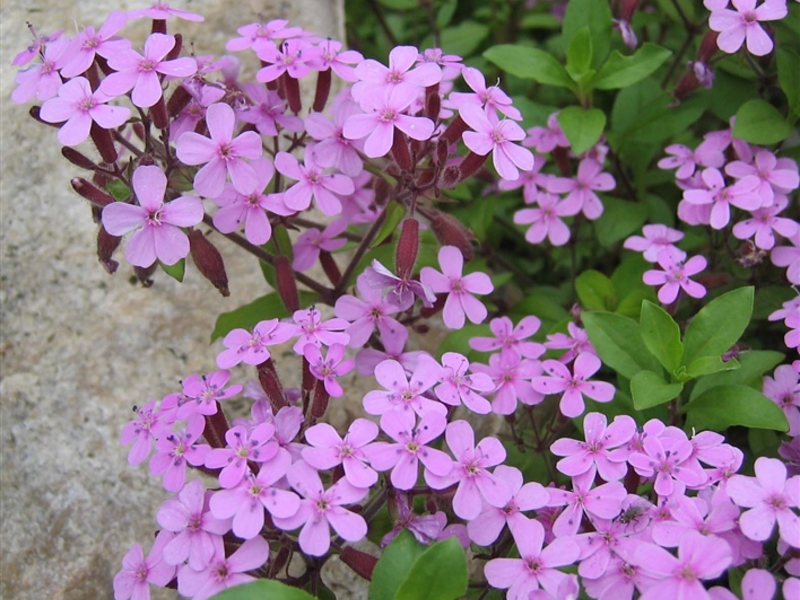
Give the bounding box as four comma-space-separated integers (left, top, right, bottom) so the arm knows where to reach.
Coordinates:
0, 2, 375, 599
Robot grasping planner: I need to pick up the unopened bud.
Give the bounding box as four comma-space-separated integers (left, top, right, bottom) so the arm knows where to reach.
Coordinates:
134, 263, 157, 287
72, 178, 114, 207
62, 147, 97, 171
257, 358, 288, 412
29, 105, 58, 127
149, 96, 169, 130
620, 0, 641, 21
435, 138, 449, 167
97, 227, 121, 274
319, 250, 341, 286
428, 210, 474, 261
552, 147, 571, 177
189, 230, 229, 296
282, 72, 301, 114
151, 19, 167, 36
310, 379, 330, 419
440, 165, 461, 189
698, 31, 719, 63
166, 33, 182, 61
275, 255, 299, 312
441, 114, 467, 145
395, 218, 419, 279
313, 68, 332, 112
90, 122, 118, 164
392, 129, 412, 171
373, 177, 392, 207
454, 151, 489, 184
413, 323, 430, 334
425, 83, 441, 121
340, 547, 378, 581
167, 84, 192, 118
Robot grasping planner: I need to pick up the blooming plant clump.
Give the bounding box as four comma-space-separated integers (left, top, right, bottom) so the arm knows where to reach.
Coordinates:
11, 1, 800, 599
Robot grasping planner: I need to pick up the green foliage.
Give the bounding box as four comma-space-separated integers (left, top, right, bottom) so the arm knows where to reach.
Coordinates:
372, 202, 407, 248
160, 259, 185, 282
483, 45, 574, 88
575, 270, 617, 311
561, 0, 612, 69
631, 370, 683, 410
593, 43, 672, 90
582, 311, 664, 379
210, 291, 314, 342
593, 197, 648, 248
639, 300, 683, 373
686, 385, 790, 432
690, 350, 785, 400
777, 47, 800, 118
557, 107, 606, 156
208, 580, 317, 600
732, 99, 793, 144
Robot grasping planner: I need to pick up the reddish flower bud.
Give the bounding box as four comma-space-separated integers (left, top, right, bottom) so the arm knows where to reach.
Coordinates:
311, 379, 330, 418
166, 33, 182, 61
620, 0, 641, 21
134, 263, 157, 287
97, 226, 121, 274
149, 96, 169, 130
428, 209, 475, 261
282, 72, 302, 114
90, 121, 118, 164
435, 138, 450, 167
698, 31, 719, 63
188, 230, 230, 296
453, 151, 489, 184
302, 357, 315, 393
62, 147, 97, 171
340, 547, 378, 581
425, 83, 441, 121
167, 83, 192, 118
203, 404, 230, 449
151, 19, 167, 35
551, 147, 571, 177
441, 114, 468, 145
313, 68, 332, 113
440, 165, 461, 189
275, 255, 299, 312
392, 129, 412, 171
257, 358, 288, 412
395, 218, 419, 279
72, 177, 114, 207
319, 250, 341, 286
373, 177, 392, 207
269, 545, 292, 578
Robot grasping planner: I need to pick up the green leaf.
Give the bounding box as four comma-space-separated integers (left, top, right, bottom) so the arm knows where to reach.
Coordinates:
582, 311, 664, 379
687, 356, 740, 378
686, 384, 789, 432
370, 530, 427, 600
425, 21, 490, 58
372, 202, 406, 249
160, 258, 185, 282
557, 107, 606, 156
593, 197, 648, 248
209, 580, 316, 600
640, 300, 683, 373
562, 0, 612, 68
107, 179, 131, 200
575, 270, 617, 311
566, 27, 593, 78
690, 350, 784, 400
777, 48, 800, 118
521, 12, 561, 30
484, 45, 574, 88
395, 537, 468, 600
377, 0, 417, 9
593, 43, 672, 89
631, 370, 684, 410
732, 100, 792, 145
437, 324, 491, 360
682, 287, 754, 367
210, 292, 289, 342
436, 0, 458, 28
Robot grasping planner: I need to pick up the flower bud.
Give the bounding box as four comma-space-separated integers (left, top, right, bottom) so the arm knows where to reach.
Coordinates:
311, 379, 330, 418
62, 147, 97, 171
373, 177, 392, 207
166, 33, 182, 61
257, 358, 288, 412
282, 72, 301, 114
275, 255, 299, 312
313, 68, 332, 113
441, 114, 467, 145
72, 177, 114, 207
90, 122, 118, 164
319, 250, 341, 286
440, 165, 461, 189
340, 547, 378, 581
424, 83, 441, 121
428, 209, 474, 261
97, 227, 121, 274
134, 263, 157, 287
167, 84, 192, 118
698, 31, 719, 63
392, 129, 412, 171
453, 151, 489, 184
188, 230, 230, 296
151, 19, 167, 35
395, 218, 419, 279
149, 96, 169, 130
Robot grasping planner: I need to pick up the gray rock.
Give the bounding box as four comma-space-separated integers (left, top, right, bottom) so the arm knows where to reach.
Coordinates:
0, 2, 364, 598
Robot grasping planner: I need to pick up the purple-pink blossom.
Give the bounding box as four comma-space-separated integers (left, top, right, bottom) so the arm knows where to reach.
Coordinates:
460, 104, 533, 181
275, 147, 355, 215
101, 165, 204, 268
302, 419, 379, 487
177, 536, 269, 600
624, 224, 685, 262
469, 315, 545, 361
532, 353, 615, 418
362, 354, 444, 416
706, 0, 788, 56
149, 413, 209, 492
420, 246, 494, 330
304, 342, 354, 398
216, 318, 295, 369
114, 530, 176, 600
204, 422, 278, 488
643, 248, 708, 304
546, 159, 615, 219
514, 192, 578, 246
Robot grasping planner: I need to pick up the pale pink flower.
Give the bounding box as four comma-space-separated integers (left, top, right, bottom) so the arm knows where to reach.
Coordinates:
532, 353, 615, 418
292, 219, 348, 272
514, 192, 578, 246
312, 38, 364, 82
351, 45, 442, 102
420, 245, 494, 330
290, 306, 350, 353
497, 155, 550, 203
706, 0, 787, 56
305, 98, 365, 176
177, 536, 269, 600
360, 259, 436, 311
120, 399, 171, 465
546, 159, 615, 219
11, 36, 69, 105
114, 530, 176, 600
524, 113, 570, 154
237, 83, 304, 137
334, 274, 403, 348
216, 318, 295, 369
470, 316, 545, 361
204, 422, 278, 489
272, 461, 368, 556
763, 364, 800, 435
643, 248, 707, 304
226, 20, 304, 54
624, 224, 685, 262
460, 104, 534, 181
304, 342, 354, 398
275, 146, 355, 215
772, 230, 800, 284
362, 354, 445, 416
355, 326, 426, 376
434, 352, 495, 414
366, 409, 452, 489
178, 370, 242, 419
658, 144, 703, 180
471, 353, 544, 414
11, 26, 63, 67
128, 2, 205, 22
150, 414, 209, 492
484, 518, 580, 599
545, 322, 596, 363
651, 494, 739, 547
449, 66, 522, 120
727, 456, 800, 546
101, 165, 204, 268
302, 419, 379, 487
726, 150, 800, 205
628, 434, 707, 498
60, 11, 130, 77
547, 472, 627, 536
100, 33, 197, 107
176, 102, 262, 199
683, 167, 762, 229
255, 38, 321, 82
734, 196, 798, 251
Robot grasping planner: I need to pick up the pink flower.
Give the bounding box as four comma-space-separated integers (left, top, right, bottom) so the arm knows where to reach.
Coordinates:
156, 479, 231, 570
460, 104, 533, 181
217, 318, 295, 369
226, 20, 304, 54
420, 246, 494, 330
763, 364, 800, 435
514, 192, 577, 247
362, 355, 445, 416
425, 420, 512, 520
114, 530, 176, 600
304, 342, 355, 398
101, 165, 204, 268
39, 76, 130, 146
120, 399, 172, 465
149, 414, 209, 492
651, 493, 739, 547
290, 306, 350, 353
643, 248, 707, 304
313, 38, 364, 82
292, 219, 348, 272
272, 461, 368, 556
178, 370, 242, 419
209, 451, 299, 539
546, 159, 615, 219
471, 353, 543, 414
498, 155, 550, 203
352, 45, 442, 102
305, 98, 364, 176
381, 493, 447, 546
623, 224, 685, 263
547, 472, 627, 536
450, 66, 522, 120
733, 195, 798, 250
302, 419, 379, 487
727, 457, 800, 546
11, 26, 63, 67
658, 144, 703, 180
524, 113, 570, 154
545, 322, 596, 363
360, 259, 436, 311
366, 409, 453, 489
204, 422, 278, 488
683, 167, 762, 229
434, 352, 495, 414
334, 275, 403, 348
772, 230, 800, 284
484, 518, 580, 599
467, 465, 549, 546
706, 0, 787, 56
236, 83, 304, 137
628, 434, 707, 497
128, 2, 205, 22
60, 11, 130, 77
11, 36, 70, 105
275, 147, 355, 215
631, 532, 732, 600
343, 85, 435, 158
100, 33, 197, 107
726, 150, 800, 205
355, 326, 426, 376
255, 38, 321, 82
177, 103, 263, 198
177, 536, 269, 600
532, 353, 615, 418
550, 412, 637, 482
469, 316, 545, 361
